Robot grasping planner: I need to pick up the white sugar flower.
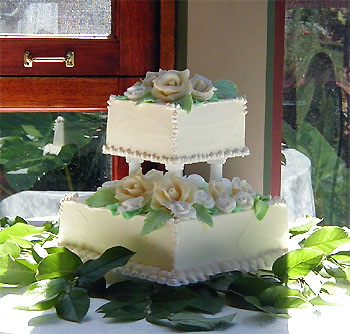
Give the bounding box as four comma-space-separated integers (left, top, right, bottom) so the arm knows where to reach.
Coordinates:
124, 83, 147, 101
216, 194, 237, 213
142, 70, 163, 89
231, 177, 256, 196
191, 74, 216, 101
169, 201, 196, 220
207, 180, 229, 201
196, 190, 215, 209
234, 191, 254, 210
185, 174, 208, 189
118, 196, 144, 214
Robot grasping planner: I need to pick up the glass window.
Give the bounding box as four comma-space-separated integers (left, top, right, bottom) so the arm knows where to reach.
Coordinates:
0, 112, 111, 201
0, 0, 111, 35
283, 1, 350, 226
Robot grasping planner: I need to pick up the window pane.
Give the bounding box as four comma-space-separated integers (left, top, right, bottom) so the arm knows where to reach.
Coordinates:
283, 1, 350, 227
0, 112, 111, 202
0, 0, 111, 35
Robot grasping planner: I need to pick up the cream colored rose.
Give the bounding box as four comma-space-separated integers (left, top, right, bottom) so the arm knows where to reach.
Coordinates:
232, 177, 256, 197
116, 169, 153, 202
152, 69, 192, 102
191, 74, 215, 101
152, 176, 197, 209
169, 201, 197, 220
233, 191, 254, 210
142, 70, 163, 89
124, 83, 147, 101
206, 180, 229, 201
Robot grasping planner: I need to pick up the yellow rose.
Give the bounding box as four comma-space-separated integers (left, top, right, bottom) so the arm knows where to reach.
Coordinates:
152, 69, 192, 102
116, 169, 153, 202
152, 176, 197, 209
207, 180, 229, 201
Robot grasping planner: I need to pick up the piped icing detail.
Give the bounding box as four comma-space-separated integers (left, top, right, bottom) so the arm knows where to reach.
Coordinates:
60, 244, 287, 286
103, 145, 250, 164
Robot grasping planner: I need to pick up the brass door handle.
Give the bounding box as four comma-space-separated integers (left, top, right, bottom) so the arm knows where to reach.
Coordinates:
24, 50, 74, 68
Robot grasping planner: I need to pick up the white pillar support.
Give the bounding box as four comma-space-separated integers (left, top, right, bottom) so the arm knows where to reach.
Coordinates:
126, 157, 144, 175
208, 159, 226, 181
165, 163, 184, 177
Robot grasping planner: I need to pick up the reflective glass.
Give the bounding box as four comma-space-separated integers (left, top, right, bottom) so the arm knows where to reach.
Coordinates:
0, 0, 111, 35
0, 112, 111, 202
283, 1, 350, 227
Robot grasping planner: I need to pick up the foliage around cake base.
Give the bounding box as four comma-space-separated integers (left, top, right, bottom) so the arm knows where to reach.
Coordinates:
0, 216, 350, 331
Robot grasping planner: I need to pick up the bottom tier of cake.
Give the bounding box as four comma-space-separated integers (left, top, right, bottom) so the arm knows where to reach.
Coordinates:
58, 194, 288, 286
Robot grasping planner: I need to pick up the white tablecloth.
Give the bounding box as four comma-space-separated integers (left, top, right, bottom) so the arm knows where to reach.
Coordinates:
1, 286, 349, 334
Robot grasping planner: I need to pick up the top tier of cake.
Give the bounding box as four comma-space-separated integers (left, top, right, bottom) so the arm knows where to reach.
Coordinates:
103, 69, 249, 166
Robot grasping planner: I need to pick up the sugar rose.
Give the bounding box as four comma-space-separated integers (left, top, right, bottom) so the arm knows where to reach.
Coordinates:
207, 180, 229, 201
142, 70, 163, 89
191, 74, 215, 101
152, 176, 197, 209
116, 169, 153, 203
152, 69, 192, 102
234, 191, 254, 210
232, 177, 256, 196
169, 201, 197, 220
124, 83, 147, 101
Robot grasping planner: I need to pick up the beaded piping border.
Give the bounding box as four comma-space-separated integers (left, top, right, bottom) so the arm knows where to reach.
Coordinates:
61, 244, 287, 286
103, 145, 250, 164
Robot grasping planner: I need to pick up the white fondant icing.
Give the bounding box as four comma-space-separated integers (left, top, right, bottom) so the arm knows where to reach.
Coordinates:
105, 97, 249, 164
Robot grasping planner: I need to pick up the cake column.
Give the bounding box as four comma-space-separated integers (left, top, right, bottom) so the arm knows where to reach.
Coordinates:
165, 163, 184, 177
126, 157, 144, 175
208, 159, 226, 180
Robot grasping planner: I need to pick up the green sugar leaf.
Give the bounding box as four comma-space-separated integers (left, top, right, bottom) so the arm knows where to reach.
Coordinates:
303, 226, 350, 255
122, 207, 144, 220
208, 207, 218, 215
176, 94, 193, 113
232, 206, 243, 213
0, 241, 21, 257
0, 223, 44, 243
141, 208, 172, 236
253, 198, 269, 221
272, 248, 324, 281
114, 95, 129, 100
193, 204, 213, 227
213, 80, 238, 99
103, 300, 148, 321
0, 255, 36, 286
106, 202, 120, 216
76, 246, 135, 286
167, 312, 236, 331
55, 286, 90, 323
207, 92, 219, 102
36, 248, 82, 281
85, 188, 118, 208
135, 90, 156, 105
